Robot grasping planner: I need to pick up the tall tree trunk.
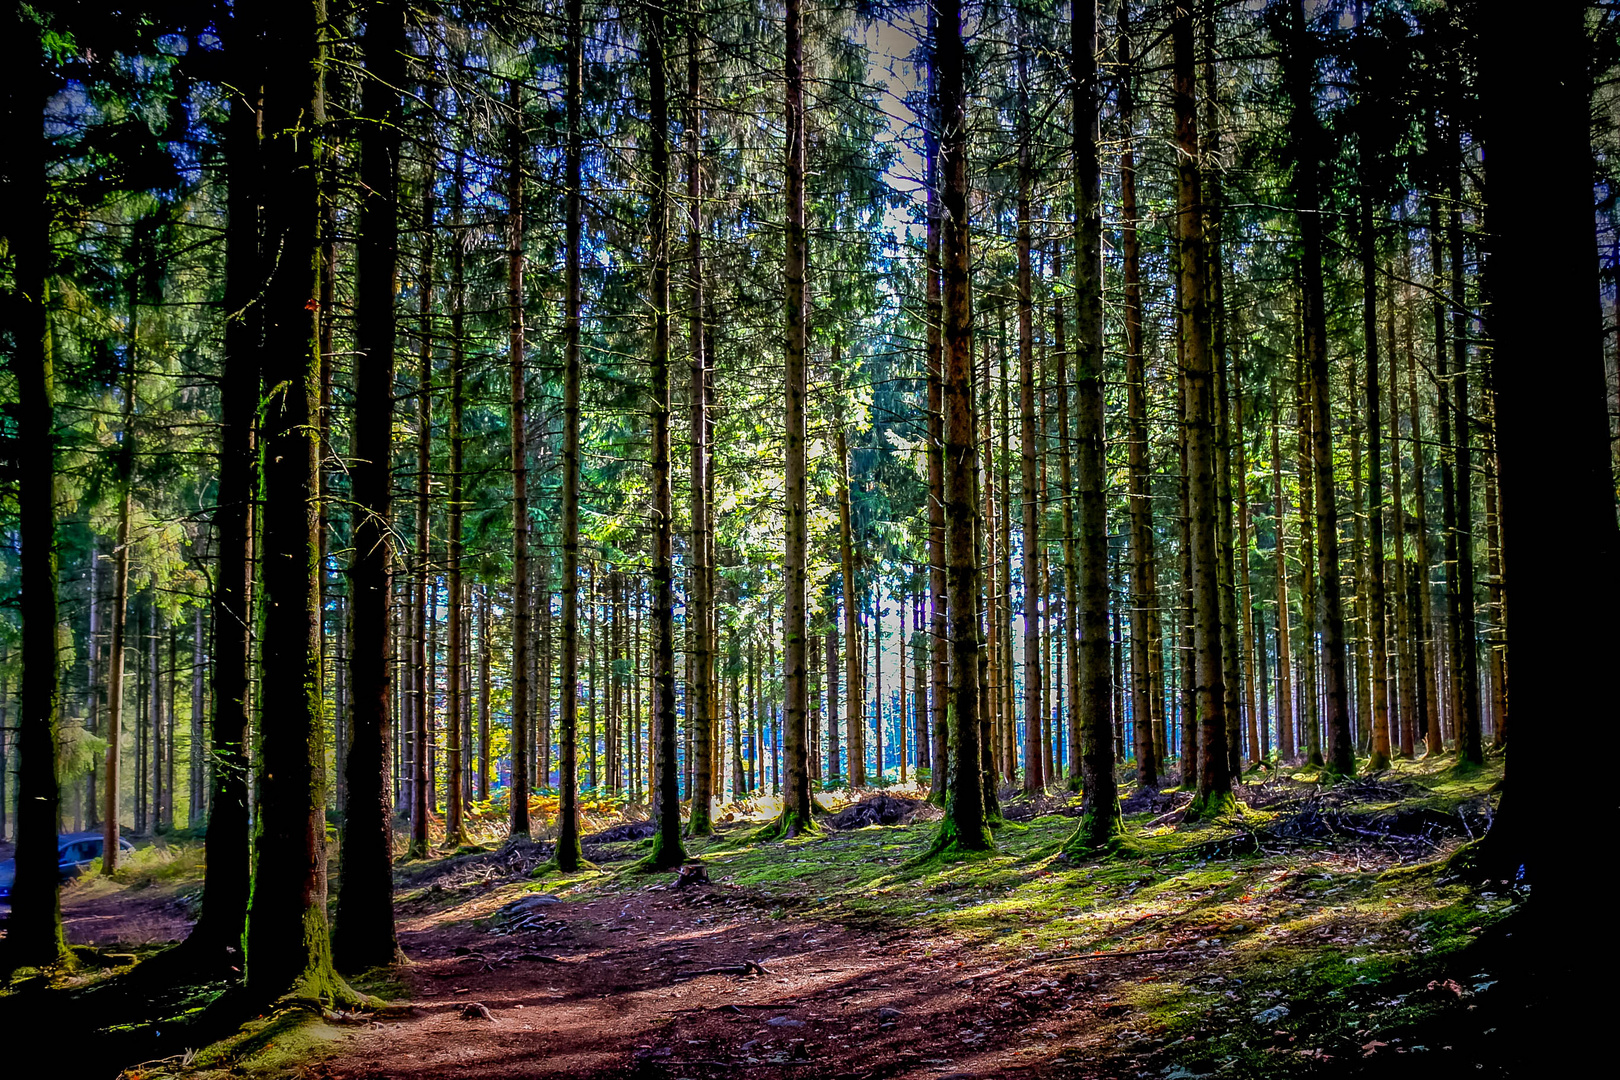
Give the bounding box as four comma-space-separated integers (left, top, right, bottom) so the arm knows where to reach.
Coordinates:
826, 610, 841, 781
1283, 0, 1353, 777
335, 0, 404, 970
1388, 268, 1415, 758
1405, 282, 1439, 755
1445, 127, 1482, 766
555, 0, 586, 871
478, 588, 491, 800
1173, 0, 1231, 815
1069, 0, 1119, 845
1477, 4, 1616, 1015
444, 144, 468, 848
1202, 0, 1242, 784
507, 77, 532, 838
1235, 385, 1259, 763
190, 607, 204, 825
103, 337, 138, 869
1119, 5, 1156, 789
182, 0, 260, 969
774, 0, 811, 838
1359, 201, 1392, 770
643, 0, 687, 870
1270, 391, 1295, 761
2, 3, 70, 965
930, 0, 991, 854
1016, 29, 1043, 795
836, 364, 865, 786
924, 13, 949, 804
1295, 340, 1320, 766
409, 96, 435, 859
245, 0, 354, 1003
686, 23, 715, 836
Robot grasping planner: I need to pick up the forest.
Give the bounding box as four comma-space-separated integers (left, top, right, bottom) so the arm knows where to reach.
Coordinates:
0, 0, 1614, 1076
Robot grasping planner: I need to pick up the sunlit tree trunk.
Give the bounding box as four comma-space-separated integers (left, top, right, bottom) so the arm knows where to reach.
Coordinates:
1270, 388, 1295, 762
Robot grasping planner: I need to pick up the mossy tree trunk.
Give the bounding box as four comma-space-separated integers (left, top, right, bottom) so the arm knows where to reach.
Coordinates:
2, 0, 71, 969
245, 0, 355, 1005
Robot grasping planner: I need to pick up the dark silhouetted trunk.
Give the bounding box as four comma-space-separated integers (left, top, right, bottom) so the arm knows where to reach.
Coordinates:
335, 0, 405, 970
2, 3, 70, 965
245, 0, 352, 1004
555, 0, 585, 871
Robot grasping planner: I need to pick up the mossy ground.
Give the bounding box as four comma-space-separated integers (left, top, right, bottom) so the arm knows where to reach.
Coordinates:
479, 755, 1515, 1076
4, 756, 1514, 1078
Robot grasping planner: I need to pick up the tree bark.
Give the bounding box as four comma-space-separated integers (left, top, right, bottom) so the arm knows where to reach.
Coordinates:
1361, 196, 1391, 769
2, 2, 71, 965
245, 0, 353, 1003
1270, 391, 1295, 761
335, 0, 405, 970
1118, 5, 1156, 789
685, 23, 715, 836
555, 0, 585, 871
1070, 0, 1119, 845
183, 0, 260, 969
1283, 0, 1352, 778
930, 0, 991, 854
1173, 0, 1231, 815
643, 0, 687, 870
1016, 28, 1042, 795
507, 77, 532, 838
924, 12, 949, 804
444, 142, 468, 847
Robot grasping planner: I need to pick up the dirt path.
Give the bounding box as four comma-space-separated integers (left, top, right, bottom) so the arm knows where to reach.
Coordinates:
314, 878, 1136, 1080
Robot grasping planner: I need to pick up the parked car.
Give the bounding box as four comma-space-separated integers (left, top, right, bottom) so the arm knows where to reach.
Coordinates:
0, 831, 136, 903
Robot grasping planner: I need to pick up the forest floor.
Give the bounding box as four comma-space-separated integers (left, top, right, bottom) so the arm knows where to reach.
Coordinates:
2, 755, 1543, 1079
